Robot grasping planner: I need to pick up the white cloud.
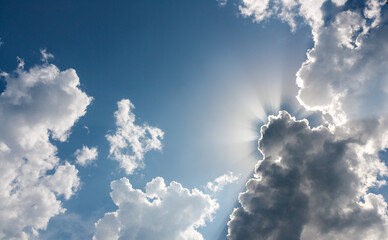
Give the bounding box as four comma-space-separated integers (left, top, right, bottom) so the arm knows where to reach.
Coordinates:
0, 52, 92, 239
99, 100, 220, 240
74, 146, 98, 166
106, 99, 164, 174
239, 0, 326, 33
296, 2, 388, 125
93, 177, 219, 240
206, 172, 239, 193
238, 0, 387, 124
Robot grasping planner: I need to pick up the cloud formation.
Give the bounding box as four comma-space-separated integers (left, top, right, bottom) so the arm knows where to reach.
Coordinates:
240, 0, 387, 124
74, 146, 98, 166
296, 1, 388, 124
228, 112, 388, 240
93, 177, 219, 240
229, 1, 388, 239
0, 53, 92, 239
106, 99, 164, 174
206, 172, 239, 193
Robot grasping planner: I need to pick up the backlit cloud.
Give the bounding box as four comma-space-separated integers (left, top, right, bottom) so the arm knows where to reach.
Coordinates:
228, 1, 388, 239
228, 111, 388, 240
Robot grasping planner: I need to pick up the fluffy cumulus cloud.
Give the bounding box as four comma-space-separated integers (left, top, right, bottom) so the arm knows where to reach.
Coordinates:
74, 146, 98, 166
206, 172, 239, 193
296, 1, 388, 124
241, 0, 387, 124
0, 53, 92, 239
106, 99, 164, 174
229, 1, 388, 239
93, 177, 219, 240
98, 100, 219, 240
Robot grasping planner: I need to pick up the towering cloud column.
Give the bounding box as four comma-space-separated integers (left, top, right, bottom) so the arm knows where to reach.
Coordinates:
228, 1, 388, 239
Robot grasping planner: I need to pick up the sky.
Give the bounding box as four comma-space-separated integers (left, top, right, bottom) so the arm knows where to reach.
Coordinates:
0, 0, 388, 240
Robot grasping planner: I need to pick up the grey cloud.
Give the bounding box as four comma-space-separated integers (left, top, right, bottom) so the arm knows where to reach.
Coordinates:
228, 111, 388, 240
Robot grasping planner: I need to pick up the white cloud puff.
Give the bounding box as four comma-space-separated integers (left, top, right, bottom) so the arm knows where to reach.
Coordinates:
93, 177, 219, 240
0, 53, 92, 239
206, 172, 239, 193
239, 0, 388, 124
106, 99, 164, 174
74, 146, 98, 166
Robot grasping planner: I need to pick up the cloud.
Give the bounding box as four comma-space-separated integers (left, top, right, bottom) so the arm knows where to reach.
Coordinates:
217, 0, 228, 6
93, 177, 219, 240
106, 99, 164, 174
0, 52, 92, 239
228, 111, 388, 240
74, 146, 98, 166
206, 172, 239, 193
296, 1, 388, 124
228, 1, 388, 239
239, 0, 388, 124
239, 0, 328, 33
99, 100, 221, 240
84, 125, 90, 134
40, 49, 54, 63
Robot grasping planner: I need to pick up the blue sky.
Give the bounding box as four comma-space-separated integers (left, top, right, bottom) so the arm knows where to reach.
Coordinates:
1, 1, 388, 240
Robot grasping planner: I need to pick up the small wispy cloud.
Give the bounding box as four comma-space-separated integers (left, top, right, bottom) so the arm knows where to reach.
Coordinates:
217, 0, 227, 6
40, 48, 54, 63
206, 171, 239, 193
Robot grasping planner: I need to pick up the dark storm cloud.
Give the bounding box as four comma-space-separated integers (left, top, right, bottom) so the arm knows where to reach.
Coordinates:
228, 111, 388, 240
